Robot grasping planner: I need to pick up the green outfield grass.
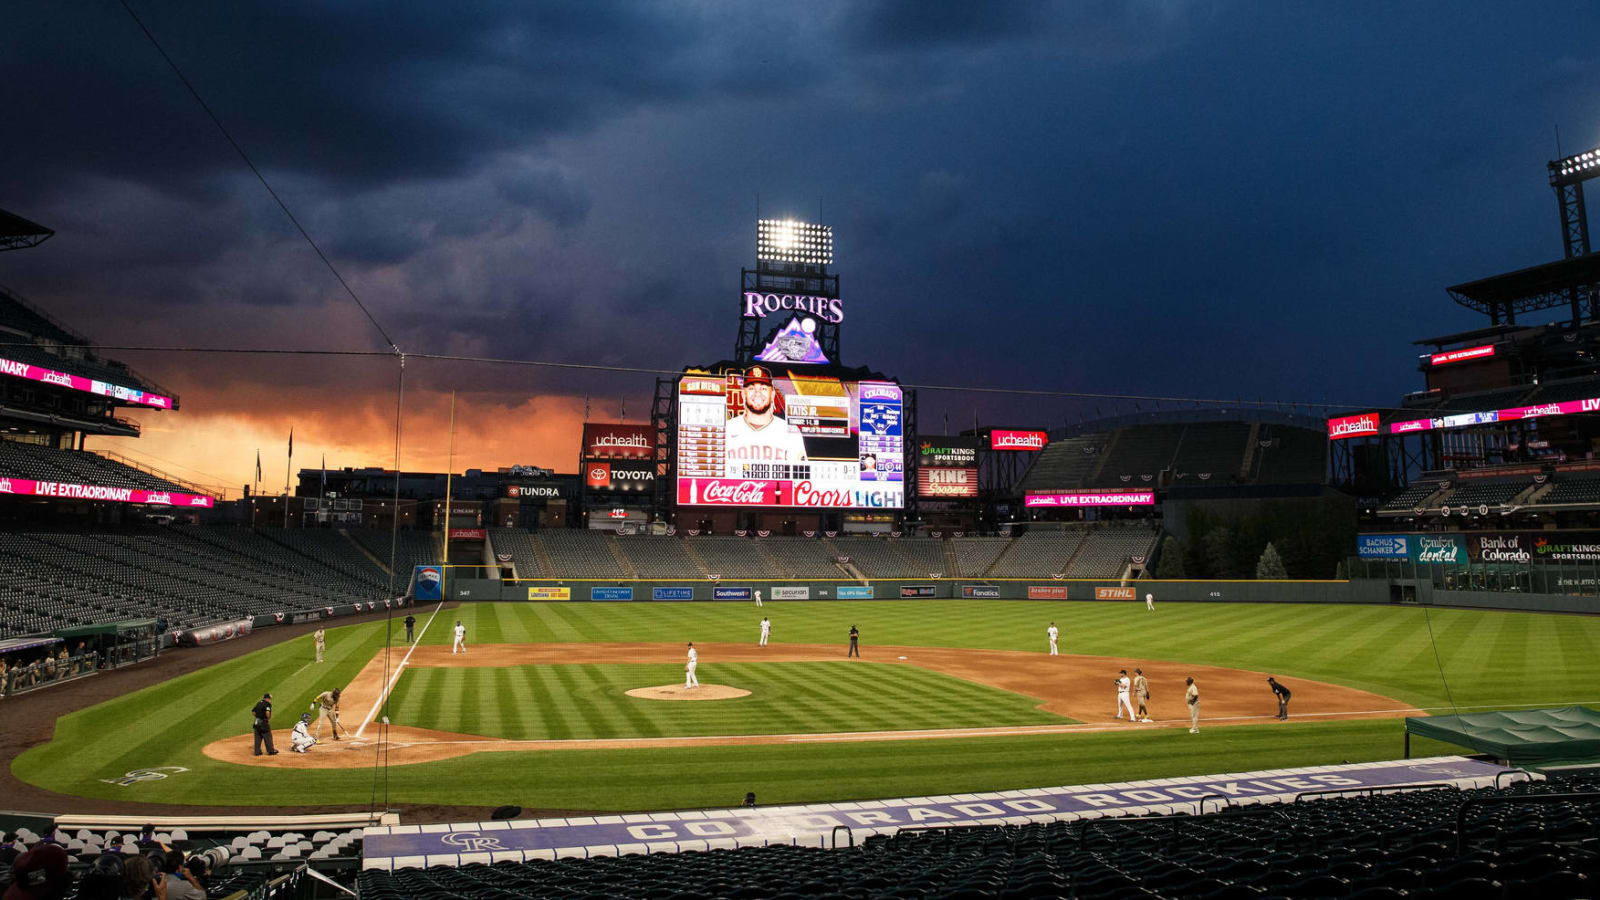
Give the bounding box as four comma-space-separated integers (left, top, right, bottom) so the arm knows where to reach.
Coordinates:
13, 600, 1600, 811
387, 662, 1073, 740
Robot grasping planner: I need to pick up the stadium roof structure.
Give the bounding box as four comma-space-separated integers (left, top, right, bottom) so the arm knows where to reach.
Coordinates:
1406, 706, 1600, 768
0, 208, 54, 252
1446, 254, 1600, 325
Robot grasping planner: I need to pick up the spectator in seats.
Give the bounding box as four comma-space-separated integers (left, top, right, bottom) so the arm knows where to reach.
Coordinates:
134, 826, 156, 849
0, 657, 8, 697
0, 831, 23, 870
76, 852, 124, 900
121, 853, 161, 900
160, 849, 204, 900
3, 842, 69, 900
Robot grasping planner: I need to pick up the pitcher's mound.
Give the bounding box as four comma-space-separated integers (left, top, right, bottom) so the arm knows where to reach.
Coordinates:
626, 684, 750, 701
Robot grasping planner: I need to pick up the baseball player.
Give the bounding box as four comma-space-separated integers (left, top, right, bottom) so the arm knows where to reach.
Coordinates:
313, 688, 342, 740
1268, 676, 1291, 720
1047, 622, 1059, 656
452, 620, 466, 654
848, 625, 860, 657
1186, 676, 1201, 733
759, 617, 770, 647
755, 589, 763, 608
1133, 668, 1151, 722
313, 628, 326, 663
1145, 592, 1155, 611
1115, 669, 1136, 720
685, 642, 699, 688
290, 713, 317, 753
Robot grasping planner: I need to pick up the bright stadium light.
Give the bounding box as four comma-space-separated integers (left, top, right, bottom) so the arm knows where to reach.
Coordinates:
757, 218, 833, 264
1552, 146, 1600, 181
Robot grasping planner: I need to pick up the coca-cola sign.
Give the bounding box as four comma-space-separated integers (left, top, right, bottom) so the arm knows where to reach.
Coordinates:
676, 477, 903, 508
990, 429, 1048, 451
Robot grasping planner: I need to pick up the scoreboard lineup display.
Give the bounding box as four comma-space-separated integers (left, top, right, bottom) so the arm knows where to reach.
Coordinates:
674, 369, 905, 508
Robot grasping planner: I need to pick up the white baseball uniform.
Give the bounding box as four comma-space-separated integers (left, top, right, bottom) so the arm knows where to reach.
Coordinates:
1116, 675, 1136, 720
290, 720, 316, 753
685, 646, 699, 688
759, 619, 770, 647
1146, 593, 1155, 611
755, 590, 763, 607
452, 623, 466, 654
1047, 625, 1059, 655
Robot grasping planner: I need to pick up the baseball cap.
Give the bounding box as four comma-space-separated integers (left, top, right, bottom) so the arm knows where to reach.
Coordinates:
744, 365, 773, 385
3, 843, 69, 900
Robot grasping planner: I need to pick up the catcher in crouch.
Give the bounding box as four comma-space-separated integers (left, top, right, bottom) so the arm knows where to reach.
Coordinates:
291, 713, 317, 753
313, 687, 344, 740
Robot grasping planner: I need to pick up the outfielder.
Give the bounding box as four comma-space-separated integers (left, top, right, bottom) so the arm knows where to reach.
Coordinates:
313, 628, 325, 663
1047, 622, 1059, 656
685, 642, 699, 688
759, 617, 770, 647
452, 620, 466, 654
313, 688, 342, 740
1115, 669, 1136, 720
290, 713, 317, 753
755, 589, 763, 608
1145, 592, 1155, 611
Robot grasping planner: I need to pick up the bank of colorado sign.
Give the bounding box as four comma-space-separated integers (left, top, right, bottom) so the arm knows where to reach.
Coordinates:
0, 476, 212, 508
742, 291, 844, 324
678, 477, 903, 509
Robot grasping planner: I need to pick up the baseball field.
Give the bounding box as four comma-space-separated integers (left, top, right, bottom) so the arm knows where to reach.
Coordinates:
13, 599, 1600, 813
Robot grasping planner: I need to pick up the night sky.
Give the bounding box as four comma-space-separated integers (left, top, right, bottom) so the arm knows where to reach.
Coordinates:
2, 2, 1598, 496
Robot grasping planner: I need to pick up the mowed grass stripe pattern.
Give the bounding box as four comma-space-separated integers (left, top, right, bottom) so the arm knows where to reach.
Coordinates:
387, 662, 1071, 740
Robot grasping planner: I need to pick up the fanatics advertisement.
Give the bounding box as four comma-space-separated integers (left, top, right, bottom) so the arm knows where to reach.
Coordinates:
962, 584, 1001, 598
917, 466, 979, 498
0, 476, 212, 508
582, 424, 654, 460
1025, 491, 1156, 507
0, 355, 174, 409
676, 367, 904, 509
990, 429, 1048, 451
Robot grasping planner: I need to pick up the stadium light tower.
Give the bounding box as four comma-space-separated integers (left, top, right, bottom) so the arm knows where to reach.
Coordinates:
737, 218, 839, 363
1549, 145, 1600, 259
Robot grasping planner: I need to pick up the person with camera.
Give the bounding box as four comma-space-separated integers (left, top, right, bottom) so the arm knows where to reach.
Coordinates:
160, 849, 205, 900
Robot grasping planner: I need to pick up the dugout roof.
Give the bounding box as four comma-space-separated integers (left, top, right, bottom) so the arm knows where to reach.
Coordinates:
1406, 706, 1600, 767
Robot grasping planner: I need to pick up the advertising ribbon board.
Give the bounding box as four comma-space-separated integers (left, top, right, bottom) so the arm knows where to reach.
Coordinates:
1028, 586, 1071, 600
900, 585, 937, 598
590, 587, 634, 601
713, 586, 753, 601
836, 585, 874, 599
771, 586, 811, 600
0, 476, 212, 508
1530, 532, 1600, 563
652, 587, 696, 601
1357, 534, 1411, 559
1025, 491, 1155, 507
527, 586, 572, 600
961, 585, 1000, 598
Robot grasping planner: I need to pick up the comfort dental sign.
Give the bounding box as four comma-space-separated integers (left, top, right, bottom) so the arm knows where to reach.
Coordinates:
361, 757, 1504, 867
742, 291, 844, 324
0, 356, 173, 409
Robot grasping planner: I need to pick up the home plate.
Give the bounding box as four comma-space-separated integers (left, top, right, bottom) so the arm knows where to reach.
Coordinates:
626, 684, 751, 701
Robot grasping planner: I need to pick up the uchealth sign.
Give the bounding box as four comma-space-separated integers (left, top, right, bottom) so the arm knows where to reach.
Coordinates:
990, 429, 1048, 451
1025, 491, 1155, 507
677, 477, 904, 509
0, 476, 212, 508
583, 423, 654, 460
0, 355, 174, 409
1327, 412, 1380, 440
359, 757, 1504, 868
1430, 344, 1496, 366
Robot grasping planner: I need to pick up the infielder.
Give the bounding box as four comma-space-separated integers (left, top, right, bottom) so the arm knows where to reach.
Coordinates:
1186, 676, 1200, 733
1133, 668, 1151, 722
1145, 592, 1155, 611
1115, 669, 1136, 720
755, 589, 763, 608
759, 617, 770, 647
452, 620, 466, 654
290, 713, 317, 753
1047, 622, 1059, 656
313, 628, 326, 663
313, 687, 342, 740
685, 642, 699, 688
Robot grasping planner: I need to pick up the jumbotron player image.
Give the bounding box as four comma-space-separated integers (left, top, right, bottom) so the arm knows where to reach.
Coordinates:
725, 365, 809, 476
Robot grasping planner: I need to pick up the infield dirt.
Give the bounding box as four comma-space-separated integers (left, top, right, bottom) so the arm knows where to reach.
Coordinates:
203, 642, 1420, 769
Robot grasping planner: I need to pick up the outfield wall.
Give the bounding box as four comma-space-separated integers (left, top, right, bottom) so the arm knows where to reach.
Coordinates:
442, 576, 1596, 614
